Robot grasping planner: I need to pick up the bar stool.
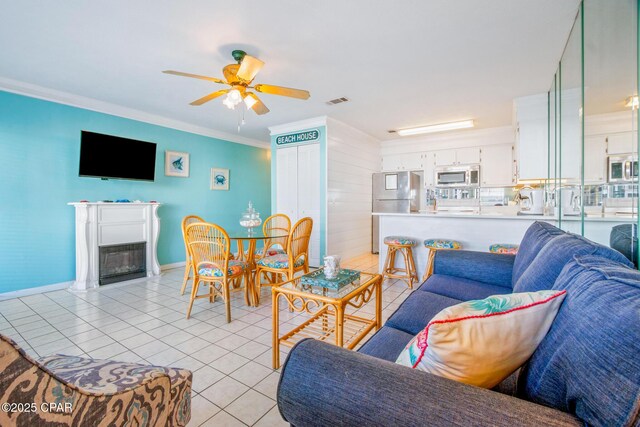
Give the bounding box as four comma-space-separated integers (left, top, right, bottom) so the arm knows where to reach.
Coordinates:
489, 244, 519, 255
422, 239, 462, 282
382, 236, 418, 288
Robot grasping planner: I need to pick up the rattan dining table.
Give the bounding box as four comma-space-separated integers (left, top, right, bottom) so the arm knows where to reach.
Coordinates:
226, 228, 289, 306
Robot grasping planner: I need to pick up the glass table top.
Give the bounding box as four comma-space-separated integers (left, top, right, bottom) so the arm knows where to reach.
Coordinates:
279, 271, 377, 299
226, 228, 289, 240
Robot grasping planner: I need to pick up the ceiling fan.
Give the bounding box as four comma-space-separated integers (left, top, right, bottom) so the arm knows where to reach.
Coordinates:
163, 50, 310, 115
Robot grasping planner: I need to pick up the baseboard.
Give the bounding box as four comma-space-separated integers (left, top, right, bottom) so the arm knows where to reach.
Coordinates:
0, 281, 73, 301
161, 261, 186, 271
0, 262, 186, 300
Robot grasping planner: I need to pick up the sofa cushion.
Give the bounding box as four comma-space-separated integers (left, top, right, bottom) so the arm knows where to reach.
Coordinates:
432, 250, 515, 289
513, 233, 634, 293
357, 326, 414, 362
520, 255, 640, 426
396, 290, 566, 389
512, 221, 565, 285
385, 291, 461, 335
419, 274, 511, 301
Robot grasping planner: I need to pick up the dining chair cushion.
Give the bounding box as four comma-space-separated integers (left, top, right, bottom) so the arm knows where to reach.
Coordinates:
198, 260, 248, 277
257, 254, 305, 269
256, 247, 286, 257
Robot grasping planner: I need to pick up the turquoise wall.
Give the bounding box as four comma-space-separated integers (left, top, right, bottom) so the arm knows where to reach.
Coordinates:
270, 125, 326, 261
0, 91, 271, 293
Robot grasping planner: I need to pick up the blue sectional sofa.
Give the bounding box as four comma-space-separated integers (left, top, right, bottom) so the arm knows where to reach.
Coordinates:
277, 222, 640, 426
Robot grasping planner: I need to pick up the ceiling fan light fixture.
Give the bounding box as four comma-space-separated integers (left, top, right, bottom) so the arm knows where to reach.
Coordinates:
244, 93, 258, 109
396, 119, 475, 136
223, 89, 243, 110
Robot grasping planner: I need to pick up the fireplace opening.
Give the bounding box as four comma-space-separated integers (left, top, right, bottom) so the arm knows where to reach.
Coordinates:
99, 242, 147, 285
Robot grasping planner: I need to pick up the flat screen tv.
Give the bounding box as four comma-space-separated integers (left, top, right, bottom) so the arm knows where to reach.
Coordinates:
79, 131, 157, 181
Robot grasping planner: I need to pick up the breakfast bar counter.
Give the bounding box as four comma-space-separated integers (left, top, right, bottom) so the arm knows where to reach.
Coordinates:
374, 212, 635, 276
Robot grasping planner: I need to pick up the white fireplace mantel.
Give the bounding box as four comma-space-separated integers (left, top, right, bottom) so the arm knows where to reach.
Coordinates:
68, 202, 161, 291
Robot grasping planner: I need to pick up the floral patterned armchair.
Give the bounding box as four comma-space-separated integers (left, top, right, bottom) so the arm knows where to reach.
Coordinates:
0, 334, 191, 426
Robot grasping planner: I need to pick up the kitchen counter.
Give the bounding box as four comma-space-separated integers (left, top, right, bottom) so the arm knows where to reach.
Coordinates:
374, 211, 635, 276
372, 211, 636, 222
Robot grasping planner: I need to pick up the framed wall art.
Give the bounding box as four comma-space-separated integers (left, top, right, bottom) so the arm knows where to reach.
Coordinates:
210, 168, 229, 190
165, 151, 189, 177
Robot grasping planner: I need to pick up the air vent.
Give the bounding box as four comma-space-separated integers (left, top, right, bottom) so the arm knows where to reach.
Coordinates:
326, 97, 350, 105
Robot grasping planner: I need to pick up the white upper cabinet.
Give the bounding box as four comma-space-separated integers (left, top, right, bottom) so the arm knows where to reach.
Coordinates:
381, 154, 402, 171
434, 149, 456, 166
514, 94, 549, 180
423, 152, 436, 187
381, 153, 423, 171
456, 147, 481, 164
402, 152, 423, 170
433, 148, 479, 166
480, 144, 515, 187
584, 136, 607, 183
607, 132, 636, 155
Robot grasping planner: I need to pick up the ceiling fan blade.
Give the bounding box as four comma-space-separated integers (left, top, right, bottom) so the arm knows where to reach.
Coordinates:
190, 89, 229, 106
163, 70, 226, 85
236, 55, 264, 83
254, 84, 310, 100
246, 92, 270, 115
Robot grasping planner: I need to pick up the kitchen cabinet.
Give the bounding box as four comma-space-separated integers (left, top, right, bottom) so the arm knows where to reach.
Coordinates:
382, 153, 424, 171
456, 147, 481, 164
275, 144, 321, 266
514, 94, 548, 180
381, 154, 403, 171
607, 132, 636, 155
423, 152, 436, 187
434, 147, 480, 166
584, 135, 607, 183
480, 144, 515, 186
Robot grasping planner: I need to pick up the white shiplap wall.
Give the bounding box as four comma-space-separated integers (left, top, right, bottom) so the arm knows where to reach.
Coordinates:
327, 118, 381, 259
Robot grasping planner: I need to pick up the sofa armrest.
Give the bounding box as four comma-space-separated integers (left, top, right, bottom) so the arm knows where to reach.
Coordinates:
278, 339, 580, 427
433, 249, 515, 288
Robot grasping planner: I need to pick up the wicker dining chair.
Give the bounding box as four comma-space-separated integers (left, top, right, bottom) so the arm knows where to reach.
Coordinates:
257, 213, 291, 259
184, 222, 250, 321
253, 217, 313, 305
180, 215, 204, 296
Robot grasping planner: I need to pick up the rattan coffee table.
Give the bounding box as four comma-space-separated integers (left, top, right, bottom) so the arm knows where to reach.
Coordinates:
271, 271, 382, 369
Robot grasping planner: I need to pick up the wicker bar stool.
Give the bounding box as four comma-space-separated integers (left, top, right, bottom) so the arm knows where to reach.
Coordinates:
422, 239, 462, 282
382, 236, 418, 288
489, 244, 520, 255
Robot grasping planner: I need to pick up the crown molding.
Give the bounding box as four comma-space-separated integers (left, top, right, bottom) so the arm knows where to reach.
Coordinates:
0, 77, 269, 148
268, 116, 327, 135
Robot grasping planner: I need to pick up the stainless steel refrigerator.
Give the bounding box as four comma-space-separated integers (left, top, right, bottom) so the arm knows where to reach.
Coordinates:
372, 171, 421, 253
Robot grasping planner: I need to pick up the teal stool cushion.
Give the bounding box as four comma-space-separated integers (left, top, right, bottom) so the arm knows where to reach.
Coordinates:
423, 239, 462, 250
384, 236, 417, 246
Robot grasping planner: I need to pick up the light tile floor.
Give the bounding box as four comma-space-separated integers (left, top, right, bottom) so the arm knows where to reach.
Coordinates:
0, 253, 413, 426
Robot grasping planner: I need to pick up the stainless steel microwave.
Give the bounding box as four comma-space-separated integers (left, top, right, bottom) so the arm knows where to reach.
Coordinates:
609, 155, 638, 183
435, 165, 480, 187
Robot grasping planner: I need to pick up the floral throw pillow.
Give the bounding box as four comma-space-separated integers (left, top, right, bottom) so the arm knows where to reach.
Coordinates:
396, 289, 566, 388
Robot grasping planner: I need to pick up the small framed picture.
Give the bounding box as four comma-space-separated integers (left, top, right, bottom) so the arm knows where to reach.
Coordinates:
211, 168, 229, 190
165, 151, 189, 177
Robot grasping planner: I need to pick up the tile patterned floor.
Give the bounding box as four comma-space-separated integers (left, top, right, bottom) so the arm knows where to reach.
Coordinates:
0, 253, 413, 426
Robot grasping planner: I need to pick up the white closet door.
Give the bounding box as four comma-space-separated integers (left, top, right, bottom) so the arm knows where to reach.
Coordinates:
276, 147, 299, 224
297, 144, 321, 266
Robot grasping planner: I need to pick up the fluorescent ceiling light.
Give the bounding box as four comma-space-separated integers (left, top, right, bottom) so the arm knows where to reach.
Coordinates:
396, 120, 475, 136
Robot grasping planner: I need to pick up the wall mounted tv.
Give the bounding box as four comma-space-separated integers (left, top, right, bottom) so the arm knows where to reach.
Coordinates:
79, 131, 157, 181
